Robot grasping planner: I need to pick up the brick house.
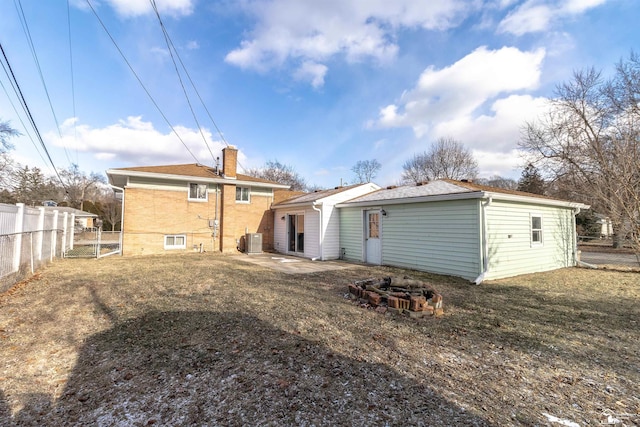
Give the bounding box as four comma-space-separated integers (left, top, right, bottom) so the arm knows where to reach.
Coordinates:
106, 146, 289, 256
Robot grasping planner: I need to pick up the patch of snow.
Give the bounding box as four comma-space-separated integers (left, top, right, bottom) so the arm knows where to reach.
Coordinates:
542, 412, 580, 427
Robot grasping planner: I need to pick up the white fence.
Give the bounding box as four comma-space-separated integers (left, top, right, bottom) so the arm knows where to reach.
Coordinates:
0, 203, 75, 292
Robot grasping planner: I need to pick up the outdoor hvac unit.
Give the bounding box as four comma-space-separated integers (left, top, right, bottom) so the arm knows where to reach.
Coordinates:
245, 233, 263, 254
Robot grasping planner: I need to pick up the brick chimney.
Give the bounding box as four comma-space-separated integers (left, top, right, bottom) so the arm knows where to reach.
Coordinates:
222, 146, 238, 178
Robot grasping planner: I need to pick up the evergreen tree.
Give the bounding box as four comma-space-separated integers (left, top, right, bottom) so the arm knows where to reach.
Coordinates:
517, 163, 545, 195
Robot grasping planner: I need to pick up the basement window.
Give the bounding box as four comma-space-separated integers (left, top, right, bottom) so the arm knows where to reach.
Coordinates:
531, 214, 543, 246
164, 235, 186, 250
236, 186, 250, 203
189, 183, 208, 201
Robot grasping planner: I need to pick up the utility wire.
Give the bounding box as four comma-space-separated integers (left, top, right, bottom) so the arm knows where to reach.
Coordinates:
0, 42, 66, 188
14, 0, 73, 165
0, 77, 49, 167
159, 18, 230, 149
150, 0, 217, 166
67, 0, 79, 165
85, 0, 201, 164
150, 4, 252, 173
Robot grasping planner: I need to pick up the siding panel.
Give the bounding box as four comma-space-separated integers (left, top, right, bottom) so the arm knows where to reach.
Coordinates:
339, 208, 363, 261
380, 200, 481, 280
484, 201, 576, 280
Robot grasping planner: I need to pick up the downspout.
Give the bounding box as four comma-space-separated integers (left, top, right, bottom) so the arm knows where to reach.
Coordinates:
110, 185, 125, 256
473, 196, 492, 285
311, 202, 322, 261
572, 207, 596, 268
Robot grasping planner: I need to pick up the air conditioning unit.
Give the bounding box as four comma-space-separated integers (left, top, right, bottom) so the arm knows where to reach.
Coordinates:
245, 233, 262, 254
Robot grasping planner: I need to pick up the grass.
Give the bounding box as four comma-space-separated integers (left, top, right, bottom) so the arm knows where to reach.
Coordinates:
0, 253, 638, 426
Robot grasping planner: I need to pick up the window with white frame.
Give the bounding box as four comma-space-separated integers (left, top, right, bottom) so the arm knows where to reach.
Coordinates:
236, 186, 250, 203
164, 235, 186, 249
189, 183, 208, 201
531, 214, 543, 246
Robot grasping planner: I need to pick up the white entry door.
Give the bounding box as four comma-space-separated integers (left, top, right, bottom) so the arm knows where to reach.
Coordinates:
365, 210, 381, 265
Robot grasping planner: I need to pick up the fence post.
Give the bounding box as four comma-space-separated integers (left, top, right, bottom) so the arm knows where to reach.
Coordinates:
97, 227, 101, 258
37, 207, 45, 264
61, 212, 68, 256
51, 210, 58, 261
13, 203, 25, 274
69, 213, 75, 250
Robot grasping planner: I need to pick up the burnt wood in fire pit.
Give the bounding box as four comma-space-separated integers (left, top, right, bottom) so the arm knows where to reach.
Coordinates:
348, 277, 443, 317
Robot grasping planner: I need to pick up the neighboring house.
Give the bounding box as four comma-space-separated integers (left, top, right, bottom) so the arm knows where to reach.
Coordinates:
106, 146, 289, 256
43, 206, 98, 230
336, 179, 589, 283
272, 183, 380, 260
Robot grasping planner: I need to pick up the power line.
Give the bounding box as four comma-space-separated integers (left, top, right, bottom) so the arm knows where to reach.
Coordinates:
0, 77, 49, 167
14, 0, 73, 165
0, 41, 66, 188
67, 0, 79, 165
85, 0, 201, 164
150, 0, 217, 166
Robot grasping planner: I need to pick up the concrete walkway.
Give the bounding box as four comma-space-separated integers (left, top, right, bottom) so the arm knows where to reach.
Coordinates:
231, 253, 356, 274
581, 251, 639, 267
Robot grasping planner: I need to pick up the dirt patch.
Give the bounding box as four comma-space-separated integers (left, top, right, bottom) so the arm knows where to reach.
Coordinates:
1, 253, 639, 426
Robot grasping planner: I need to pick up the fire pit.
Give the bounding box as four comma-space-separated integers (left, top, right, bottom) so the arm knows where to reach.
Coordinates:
348, 277, 444, 318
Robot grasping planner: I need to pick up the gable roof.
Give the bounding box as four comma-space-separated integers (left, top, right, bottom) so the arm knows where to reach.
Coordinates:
273, 183, 381, 208
338, 179, 589, 209
106, 163, 290, 189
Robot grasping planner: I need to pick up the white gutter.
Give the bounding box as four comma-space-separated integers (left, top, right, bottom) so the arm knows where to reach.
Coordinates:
110, 185, 125, 256
336, 190, 590, 210
473, 196, 492, 285
336, 191, 485, 208
106, 169, 290, 189
311, 202, 322, 261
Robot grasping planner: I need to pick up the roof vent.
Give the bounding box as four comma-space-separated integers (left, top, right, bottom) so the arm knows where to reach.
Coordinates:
386, 185, 397, 190
416, 181, 429, 186
460, 179, 472, 183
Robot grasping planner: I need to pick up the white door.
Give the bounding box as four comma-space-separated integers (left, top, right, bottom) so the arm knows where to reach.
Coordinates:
365, 210, 381, 264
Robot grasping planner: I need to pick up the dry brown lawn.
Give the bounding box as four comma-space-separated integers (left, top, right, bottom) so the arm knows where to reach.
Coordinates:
0, 253, 639, 426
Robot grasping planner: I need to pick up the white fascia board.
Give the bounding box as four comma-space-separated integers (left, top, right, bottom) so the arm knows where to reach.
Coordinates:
336, 190, 590, 210
105, 169, 289, 189
274, 201, 321, 210
336, 191, 485, 208
486, 192, 590, 209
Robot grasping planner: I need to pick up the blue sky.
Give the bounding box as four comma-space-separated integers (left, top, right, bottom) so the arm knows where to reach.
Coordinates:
0, 0, 637, 188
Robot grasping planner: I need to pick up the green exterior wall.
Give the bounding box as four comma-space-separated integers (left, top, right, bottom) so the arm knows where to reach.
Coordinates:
483, 200, 576, 280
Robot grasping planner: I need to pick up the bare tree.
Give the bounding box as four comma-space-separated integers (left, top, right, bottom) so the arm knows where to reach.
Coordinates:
59, 164, 106, 210
401, 137, 478, 184
476, 175, 518, 190
351, 159, 381, 184
519, 52, 640, 249
245, 160, 307, 191
0, 120, 19, 153
0, 120, 19, 190
8, 166, 60, 206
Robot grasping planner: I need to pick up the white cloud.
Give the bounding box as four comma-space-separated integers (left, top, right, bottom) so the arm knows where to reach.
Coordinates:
433, 94, 549, 152
47, 116, 228, 167
293, 61, 328, 88
225, 0, 474, 86
375, 46, 545, 139
103, 0, 194, 18
498, 0, 608, 36
185, 40, 199, 50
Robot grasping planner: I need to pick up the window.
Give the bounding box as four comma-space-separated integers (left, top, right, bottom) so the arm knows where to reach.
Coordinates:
189, 183, 208, 201
236, 186, 250, 203
164, 235, 186, 250
368, 212, 380, 238
531, 214, 543, 245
